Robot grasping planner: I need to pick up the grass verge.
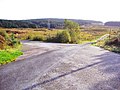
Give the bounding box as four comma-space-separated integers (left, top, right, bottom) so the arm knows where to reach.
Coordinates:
0, 49, 23, 65
103, 45, 120, 54
92, 38, 120, 54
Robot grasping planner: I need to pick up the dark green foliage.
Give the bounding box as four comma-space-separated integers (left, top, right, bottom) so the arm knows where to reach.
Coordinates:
0, 20, 37, 28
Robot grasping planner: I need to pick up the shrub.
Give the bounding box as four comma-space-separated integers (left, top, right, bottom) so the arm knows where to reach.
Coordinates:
46, 31, 71, 43
105, 37, 120, 46
27, 33, 45, 41
32, 35, 45, 41
27, 34, 34, 40
58, 31, 71, 43
8, 33, 20, 47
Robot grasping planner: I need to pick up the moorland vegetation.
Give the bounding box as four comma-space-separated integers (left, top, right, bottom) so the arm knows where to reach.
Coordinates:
0, 19, 120, 65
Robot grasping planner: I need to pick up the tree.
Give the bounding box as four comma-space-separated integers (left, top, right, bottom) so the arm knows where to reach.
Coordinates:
64, 19, 80, 43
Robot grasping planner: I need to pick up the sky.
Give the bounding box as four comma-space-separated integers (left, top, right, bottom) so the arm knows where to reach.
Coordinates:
0, 0, 120, 22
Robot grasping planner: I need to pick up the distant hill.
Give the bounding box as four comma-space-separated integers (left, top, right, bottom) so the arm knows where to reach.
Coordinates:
0, 18, 103, 28
105, 22, 120, 27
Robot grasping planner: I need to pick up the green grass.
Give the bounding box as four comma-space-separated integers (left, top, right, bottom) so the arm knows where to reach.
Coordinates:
0, 49, 23, 65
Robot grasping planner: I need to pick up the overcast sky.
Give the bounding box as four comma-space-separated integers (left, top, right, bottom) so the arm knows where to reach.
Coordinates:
0, 0, 120, 22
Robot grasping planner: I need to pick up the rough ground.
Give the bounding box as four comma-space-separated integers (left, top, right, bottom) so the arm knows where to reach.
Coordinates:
0, 41, 120, 90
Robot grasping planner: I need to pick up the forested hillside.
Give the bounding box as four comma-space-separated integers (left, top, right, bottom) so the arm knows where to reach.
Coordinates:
0, 18, 103, 28
105, 22, 120, 27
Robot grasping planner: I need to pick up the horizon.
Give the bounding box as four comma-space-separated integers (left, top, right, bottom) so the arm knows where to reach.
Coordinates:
1, 18, 120, 23
0, 0, 120, 22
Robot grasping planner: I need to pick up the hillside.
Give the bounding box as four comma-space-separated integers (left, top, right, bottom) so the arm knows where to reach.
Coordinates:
0, 18, 103, 28
105, 22, 120, 27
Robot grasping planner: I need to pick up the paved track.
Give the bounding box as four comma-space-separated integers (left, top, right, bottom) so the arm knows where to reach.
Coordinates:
0, 41, 120, 90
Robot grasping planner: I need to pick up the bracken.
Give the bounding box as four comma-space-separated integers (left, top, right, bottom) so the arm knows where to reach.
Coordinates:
0, 35, 6, 49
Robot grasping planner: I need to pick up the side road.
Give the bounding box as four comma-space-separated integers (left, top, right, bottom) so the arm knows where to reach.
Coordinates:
0, 40, 120, 90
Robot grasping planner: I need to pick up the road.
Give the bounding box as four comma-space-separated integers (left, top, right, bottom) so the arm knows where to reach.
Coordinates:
0, 41, 120, 90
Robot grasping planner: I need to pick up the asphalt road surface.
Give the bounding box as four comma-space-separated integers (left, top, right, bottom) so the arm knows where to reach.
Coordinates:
0, 41, 120, 90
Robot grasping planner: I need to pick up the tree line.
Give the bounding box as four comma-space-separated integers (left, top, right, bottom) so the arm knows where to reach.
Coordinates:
0, 18, 103, 28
